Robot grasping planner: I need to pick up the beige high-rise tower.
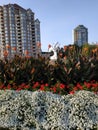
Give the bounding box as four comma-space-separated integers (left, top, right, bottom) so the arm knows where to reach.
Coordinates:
0, 4, 37, 59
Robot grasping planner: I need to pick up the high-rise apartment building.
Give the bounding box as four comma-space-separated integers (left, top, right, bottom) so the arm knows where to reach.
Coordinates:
0, 4, 37, 59
73, 25, 88, 46
35, 18, 41, 55
35, 19, 41, 43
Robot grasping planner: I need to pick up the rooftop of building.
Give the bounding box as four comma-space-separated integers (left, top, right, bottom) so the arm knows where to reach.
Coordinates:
74, 25, 88, 30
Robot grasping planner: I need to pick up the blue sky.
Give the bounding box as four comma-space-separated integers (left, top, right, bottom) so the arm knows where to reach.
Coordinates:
1, 0, 98, 51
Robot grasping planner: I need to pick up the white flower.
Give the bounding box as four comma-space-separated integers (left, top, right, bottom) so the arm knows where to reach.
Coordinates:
0, 90, 97, 129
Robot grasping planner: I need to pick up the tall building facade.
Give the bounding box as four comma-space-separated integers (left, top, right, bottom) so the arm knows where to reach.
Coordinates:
0, 4, 37, 59
35, 19, 41, 43
35, 18, 41, 55
73, 25, 88, 46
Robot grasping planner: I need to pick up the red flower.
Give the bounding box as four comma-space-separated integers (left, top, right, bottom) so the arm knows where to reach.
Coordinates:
24, 85, 30, 89
45, 83, 49, 87
12, 85, 17, 90
7, 84, 11, 90
69, 91, 75, 94
52, 87, 56, 93
92, 83, 98, 88
59, 83, 65, 89
40, 85, 44, 91
0, 84, 5, 89
84, 82, 91, 88
73, 86, 78, 91
20, 83, 26, 88
77, 83, 83, 90
33, 82, 40, 89
16, 87, 22, 91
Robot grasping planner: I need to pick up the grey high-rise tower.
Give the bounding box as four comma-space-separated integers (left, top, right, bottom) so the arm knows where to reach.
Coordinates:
73, 25, 88, 46
35, 18, 41, 43
35, 18, 41, 55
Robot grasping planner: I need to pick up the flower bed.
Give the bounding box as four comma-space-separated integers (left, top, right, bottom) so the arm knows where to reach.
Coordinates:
0, 81, 98, 95
0, 44, 98, 129
0, 90, 97, 130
